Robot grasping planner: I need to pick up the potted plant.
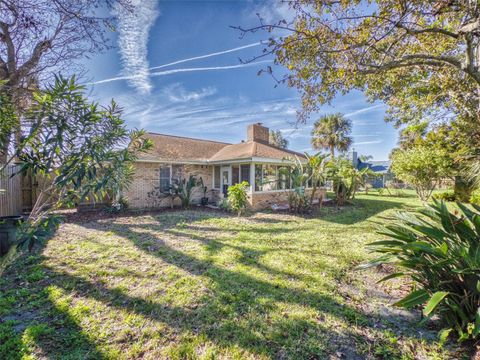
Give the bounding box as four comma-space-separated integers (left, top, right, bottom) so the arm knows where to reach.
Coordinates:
199, 177, 209, 206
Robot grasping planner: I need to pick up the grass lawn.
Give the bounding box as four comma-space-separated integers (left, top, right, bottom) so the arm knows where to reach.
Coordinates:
0, 192, 466, 359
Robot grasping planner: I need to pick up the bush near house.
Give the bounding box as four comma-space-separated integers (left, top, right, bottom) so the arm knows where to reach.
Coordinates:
227, 181, 249, 216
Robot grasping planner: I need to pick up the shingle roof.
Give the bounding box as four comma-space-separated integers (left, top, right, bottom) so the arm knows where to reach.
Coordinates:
209, 141, 306, 162
139, 132, 230, 162
358, 160, 391, 174
139, 132, 306, 163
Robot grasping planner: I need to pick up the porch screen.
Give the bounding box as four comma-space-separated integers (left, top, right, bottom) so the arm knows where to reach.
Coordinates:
214, 166, 221, 189
240, 164, 250, 184
232, 166, 240, 185
159, 166, 171, 192
254, 165, 263, 191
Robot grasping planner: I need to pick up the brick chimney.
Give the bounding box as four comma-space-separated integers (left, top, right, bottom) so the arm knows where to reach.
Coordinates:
247, 123, 269, 144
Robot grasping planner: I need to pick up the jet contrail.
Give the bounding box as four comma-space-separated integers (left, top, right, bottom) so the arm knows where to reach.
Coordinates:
91, 60, 273, 85
149, 42, 264, 71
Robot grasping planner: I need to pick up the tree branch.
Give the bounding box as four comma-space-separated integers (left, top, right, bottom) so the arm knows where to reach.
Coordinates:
0, 21, 16, 74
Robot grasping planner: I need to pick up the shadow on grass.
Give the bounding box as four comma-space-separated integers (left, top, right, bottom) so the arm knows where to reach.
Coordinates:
0, 252, 106, 359
317, 196, 419, 225
0, 210, 442, 359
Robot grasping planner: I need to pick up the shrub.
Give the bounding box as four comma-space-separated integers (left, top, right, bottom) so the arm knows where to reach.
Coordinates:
390, 146, 449, 201
171, 175, 201, 208
287, 188, 310, 213
470, 189, 480, 205
361, 200, 480, 341
218, 198, 231, 212
433, 191, 456, 202
105, 196, 129, 213
227, 181, 249, 216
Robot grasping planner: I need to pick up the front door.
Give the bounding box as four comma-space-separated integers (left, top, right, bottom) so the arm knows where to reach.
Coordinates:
221, 166, 231, 196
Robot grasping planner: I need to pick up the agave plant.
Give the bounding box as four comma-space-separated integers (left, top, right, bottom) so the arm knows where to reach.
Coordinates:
170, 175, 201, 208
362, 200, 480, 342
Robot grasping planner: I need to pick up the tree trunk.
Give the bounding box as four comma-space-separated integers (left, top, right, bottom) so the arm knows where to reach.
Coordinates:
0, 138, 8, 163
330, 145, 335, 159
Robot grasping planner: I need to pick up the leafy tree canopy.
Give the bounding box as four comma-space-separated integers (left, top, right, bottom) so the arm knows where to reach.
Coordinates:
1, 76, 152, 248
236, 1, 480, 128
391, 146, 450, 200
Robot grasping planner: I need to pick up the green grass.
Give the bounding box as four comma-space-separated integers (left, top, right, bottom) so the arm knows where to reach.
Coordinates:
0, 192, 465, 359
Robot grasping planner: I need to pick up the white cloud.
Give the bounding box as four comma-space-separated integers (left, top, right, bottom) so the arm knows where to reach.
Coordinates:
345, 104, 385, 117
114, 0, 160, 94
252, 0, 296, 24
162, 83, 217, 103
353, 140, 383, 145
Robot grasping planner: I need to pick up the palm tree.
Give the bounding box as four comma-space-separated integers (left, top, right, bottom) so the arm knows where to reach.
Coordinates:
311, 113, 352, 158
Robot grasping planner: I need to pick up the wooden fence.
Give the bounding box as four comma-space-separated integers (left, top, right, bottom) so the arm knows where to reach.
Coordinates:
0, 165, 22, 216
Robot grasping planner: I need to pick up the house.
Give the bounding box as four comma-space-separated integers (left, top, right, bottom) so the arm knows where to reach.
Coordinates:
125, 123, 325, 210
349, 150, 392, 188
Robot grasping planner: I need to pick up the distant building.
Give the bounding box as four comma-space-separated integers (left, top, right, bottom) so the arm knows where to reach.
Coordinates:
349, 150, 392, 188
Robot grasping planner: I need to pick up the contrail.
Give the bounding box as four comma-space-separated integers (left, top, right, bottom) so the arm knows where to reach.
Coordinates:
91, 60, 273, 85
113, 0, 159, 94
149, 42, 264, 71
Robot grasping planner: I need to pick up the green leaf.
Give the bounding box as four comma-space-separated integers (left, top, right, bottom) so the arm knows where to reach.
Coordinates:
437, 242, 448, 256
377, 272, 405, 283
423, 291, 449, 316
438, 328, 452, 345
394, 289, 429, 308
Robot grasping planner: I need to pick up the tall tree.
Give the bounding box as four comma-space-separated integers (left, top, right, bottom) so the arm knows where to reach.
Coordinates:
269, 129, 288, 148
0, 0, 129, 162
311, 113, 352, 158
1, 76, 152, 249
235, 1, 480, 128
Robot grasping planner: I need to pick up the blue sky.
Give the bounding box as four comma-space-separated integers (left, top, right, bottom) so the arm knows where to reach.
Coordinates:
85, 0, 398, 161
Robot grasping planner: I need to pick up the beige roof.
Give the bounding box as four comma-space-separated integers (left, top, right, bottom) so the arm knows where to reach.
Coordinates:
139, 132, 306, 163
209, 141, 306, 162
140, 133, 229, 162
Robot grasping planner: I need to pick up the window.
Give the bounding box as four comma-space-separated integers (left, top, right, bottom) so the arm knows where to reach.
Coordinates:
240, 164, 250, 184
232, 165, 239, 185
214, 166, 220, 189
278, 166, 291, 190
159, 166, 171, 192
255, 164, 263, 191
263, 165, 277, 191
253, 164, 296, 192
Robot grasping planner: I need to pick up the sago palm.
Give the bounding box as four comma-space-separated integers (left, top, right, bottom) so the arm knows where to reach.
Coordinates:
311, 113, 352, 158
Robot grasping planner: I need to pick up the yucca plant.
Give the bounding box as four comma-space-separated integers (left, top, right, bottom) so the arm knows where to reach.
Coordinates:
361, 200, 480, 342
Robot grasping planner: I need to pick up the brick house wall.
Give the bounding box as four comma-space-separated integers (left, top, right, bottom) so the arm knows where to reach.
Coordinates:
248, 188, 327, 211
125, 162, 221, 209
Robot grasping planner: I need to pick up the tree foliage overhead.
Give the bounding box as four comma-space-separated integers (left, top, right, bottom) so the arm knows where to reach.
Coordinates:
311, 113, 352, 158
236, 1, 480, 128
0, 0, 129, 100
